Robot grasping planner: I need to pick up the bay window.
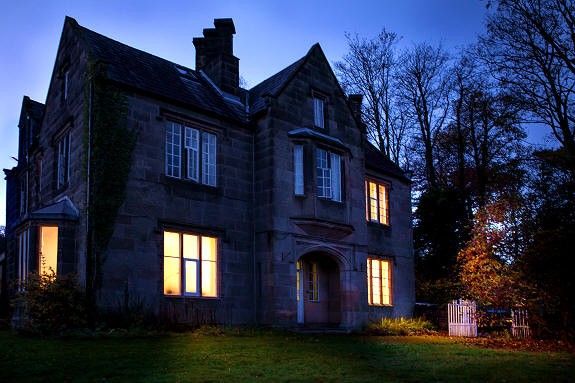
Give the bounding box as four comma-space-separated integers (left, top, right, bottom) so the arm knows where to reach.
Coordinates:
39, 226, 58, 275
294, 144, 304, 195
316, 148, 341, 201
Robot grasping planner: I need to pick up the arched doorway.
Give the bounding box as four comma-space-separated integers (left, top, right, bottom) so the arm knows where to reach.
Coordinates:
296, 252, 341, 326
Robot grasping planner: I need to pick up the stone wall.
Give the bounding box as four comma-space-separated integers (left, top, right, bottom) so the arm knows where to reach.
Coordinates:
98, 94, 255, 324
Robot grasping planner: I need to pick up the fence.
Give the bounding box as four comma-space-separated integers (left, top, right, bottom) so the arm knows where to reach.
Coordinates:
511, 308, 531, 339
448, 299, 478, 337
447, 299, 531, 338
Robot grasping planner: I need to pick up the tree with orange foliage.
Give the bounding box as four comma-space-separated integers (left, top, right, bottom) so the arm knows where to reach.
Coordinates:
457, 199, 529, 308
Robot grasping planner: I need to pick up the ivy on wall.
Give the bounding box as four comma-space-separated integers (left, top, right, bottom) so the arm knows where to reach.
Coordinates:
84, 62, 137, 307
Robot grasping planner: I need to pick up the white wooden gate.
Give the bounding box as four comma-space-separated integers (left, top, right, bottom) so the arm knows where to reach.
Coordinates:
511, 308, 531, 338
448, 299, 477, 337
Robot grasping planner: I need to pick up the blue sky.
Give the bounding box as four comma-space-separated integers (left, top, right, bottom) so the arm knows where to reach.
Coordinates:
0, 0, 493, 225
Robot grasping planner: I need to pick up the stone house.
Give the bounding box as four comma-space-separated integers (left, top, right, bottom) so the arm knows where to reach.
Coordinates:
3, 17, 414, 329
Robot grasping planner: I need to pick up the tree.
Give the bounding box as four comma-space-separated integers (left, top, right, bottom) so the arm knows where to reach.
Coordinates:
414, 187, 467, 302
519, 150, 575, 337
480, 0, 575, 170
457, 199, 527, 307
396, 43, 451, 188
334, 30, 408, 164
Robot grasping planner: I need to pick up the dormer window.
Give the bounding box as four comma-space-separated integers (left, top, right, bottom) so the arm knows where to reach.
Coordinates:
313, 97, 325, 128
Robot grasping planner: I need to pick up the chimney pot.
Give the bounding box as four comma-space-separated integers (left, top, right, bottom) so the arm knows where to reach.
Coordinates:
194, 18, 239, 96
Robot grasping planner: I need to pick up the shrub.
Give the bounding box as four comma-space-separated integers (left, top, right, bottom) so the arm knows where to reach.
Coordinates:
13, 272, 87, 335
365, 317, 436, 336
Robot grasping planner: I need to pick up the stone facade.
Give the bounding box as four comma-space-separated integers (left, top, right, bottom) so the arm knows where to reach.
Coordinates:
4, 17, 414, 330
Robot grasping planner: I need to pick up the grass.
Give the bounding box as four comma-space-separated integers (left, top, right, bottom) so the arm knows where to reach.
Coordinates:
0, 329, 573, 382
365, 317, 436, 336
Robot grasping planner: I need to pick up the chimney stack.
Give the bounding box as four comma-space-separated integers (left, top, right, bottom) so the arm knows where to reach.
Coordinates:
193, 18, 240, 96
348, 94, 363, 121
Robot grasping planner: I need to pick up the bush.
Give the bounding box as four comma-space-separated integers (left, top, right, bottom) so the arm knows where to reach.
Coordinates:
13, 272, 87, 335
365, 317, 436, 336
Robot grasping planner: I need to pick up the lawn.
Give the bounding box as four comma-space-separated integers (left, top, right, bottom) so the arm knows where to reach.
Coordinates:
0, 329, 573, 382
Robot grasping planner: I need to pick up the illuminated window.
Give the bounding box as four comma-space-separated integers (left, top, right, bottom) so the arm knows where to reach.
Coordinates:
367, 258, 392, 306
313, 97, 325, 128
316, 148, 342, 201
57, 132, 71, 189
39, 226, 58, 275
365, 179, 389, 225
307, 262, 319, 301
166, 122, 217, 186
163, 231, 218, 297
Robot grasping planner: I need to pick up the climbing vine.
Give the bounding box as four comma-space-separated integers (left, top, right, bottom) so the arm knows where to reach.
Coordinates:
84, 61, 136, 309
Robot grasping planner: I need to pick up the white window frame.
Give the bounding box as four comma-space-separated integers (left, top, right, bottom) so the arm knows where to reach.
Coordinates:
18, 229, 30, 290
202, 132, 217, 187
316, 148, 331, 198
165, 123, 182, 178
163, 230, 218, 298
57, 132, 71, 189
367, 257, 392, 306
294, 144, 304, 195
185, 127, 199, 181
313, 97, 325, 128
166, 123, 217, 187
316, 148, 342, 201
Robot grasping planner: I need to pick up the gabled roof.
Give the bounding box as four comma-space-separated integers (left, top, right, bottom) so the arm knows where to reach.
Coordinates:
67, 17, 245, 122
248, 54, 306, 114
18, 96, 45, 128
365, 143, 410, 183
247, 43, 364, 131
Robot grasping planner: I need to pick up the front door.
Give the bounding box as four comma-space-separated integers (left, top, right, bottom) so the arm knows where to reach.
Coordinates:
296, 254, 341, 326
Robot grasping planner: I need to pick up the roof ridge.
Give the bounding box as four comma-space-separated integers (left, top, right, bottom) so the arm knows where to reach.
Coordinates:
68, 18, 245, 123
74, 21, 196, 73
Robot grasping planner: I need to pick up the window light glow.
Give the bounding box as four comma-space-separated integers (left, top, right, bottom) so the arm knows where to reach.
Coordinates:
201, 236, 217, 297
163, 231, 217, 297
163, 231, 181, 295
366, 180, 389, 225
40, 226, 58, 275
367, 258, 391, 306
